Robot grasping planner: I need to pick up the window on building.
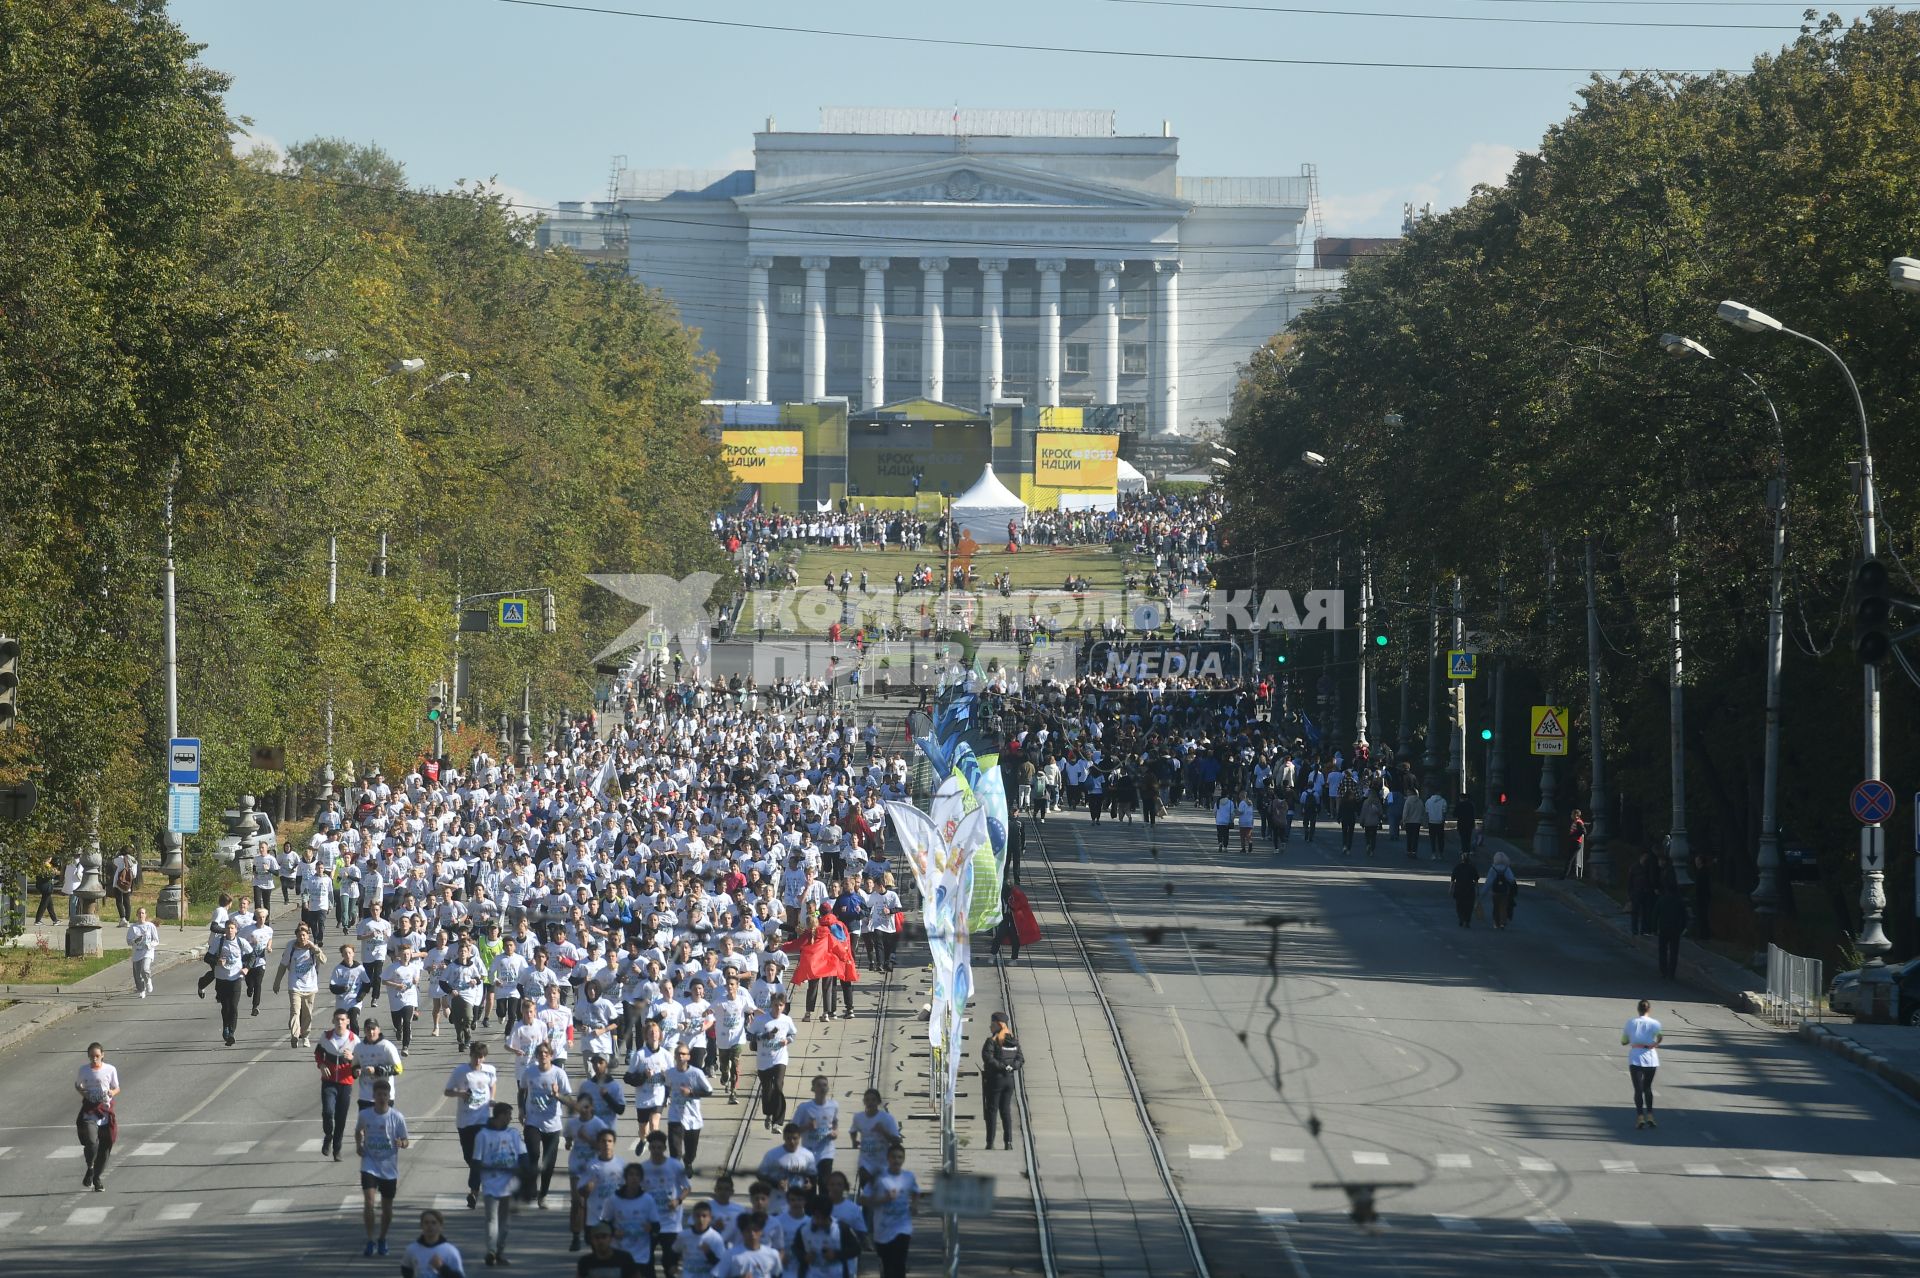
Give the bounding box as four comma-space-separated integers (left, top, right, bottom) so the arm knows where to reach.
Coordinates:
834, 286, 860, 317
1005, 342, 1038, 379
950, 286, 978, 317
775, 337, 803, 373
1064, 343, 1091, 375
947, 342, 978, 379
1120, 290, 1150, 320
1122, 342, 1148, 376
1064, 289, 1093, 318
1007, 286, 1036, 318
776, 284, 804, 315
889, 285, 919, 316
888, 337, 922, 379
830, 338, 860, 373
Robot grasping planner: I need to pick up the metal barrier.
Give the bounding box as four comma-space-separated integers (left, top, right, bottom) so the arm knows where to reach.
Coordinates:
1763, 943, 1824, 1024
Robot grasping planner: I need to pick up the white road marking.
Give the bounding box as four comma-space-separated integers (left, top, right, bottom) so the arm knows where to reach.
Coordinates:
1683, 1163, 1722, 1177
1528, 1215, 1571, 1235
297, 1138, 324, 1153
1352, 1151, 1390, 1166
1189, 1144, 1226, 1160
1435, 1214, 1480, 1232
214, 1140, 256, 1156
1257, 1207, 1298, 1224
247, 1198, 293, 1215
46, 1146, 82, 1159
1255, 1207, 1312, 1278
1600, 1160, 1636, 1174
157, 1203, 201, 1221
1764, 1166, 1806, 1180
129, 1142, 176, 1157
1271, 1147, 1305, 1163
1621, 1222, 1662, 1239
0, 1147, 12, 1158
432, 1194, 467, 1212
339, 1193, 361, 1214
1706, 1225, 1753, 1243
1848, 1170, 1895, 1184
1436, 1153, 1472, 1169
1518, 1157, 1555, 1173
0, 1212, 20, 1229
66, 1206, 111, 1225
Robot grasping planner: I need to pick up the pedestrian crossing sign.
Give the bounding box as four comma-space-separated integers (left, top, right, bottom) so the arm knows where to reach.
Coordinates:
1448, 650, 1477, 679
498, 598, 529, 628
1530, 704, 1569, 756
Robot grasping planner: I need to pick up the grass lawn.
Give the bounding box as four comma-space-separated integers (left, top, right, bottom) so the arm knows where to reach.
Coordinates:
0, 949, 123, 985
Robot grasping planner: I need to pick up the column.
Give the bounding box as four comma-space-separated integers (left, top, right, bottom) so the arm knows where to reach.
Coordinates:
801, 255, 830, 401
921, 257, 948, 402
1038, 258, 1065, 408
1154, 259, 1180, 434
746, 255, 773, 402
980, 258, 1007, 404
861, 256, 889, 409
1096, 259, 1123, 405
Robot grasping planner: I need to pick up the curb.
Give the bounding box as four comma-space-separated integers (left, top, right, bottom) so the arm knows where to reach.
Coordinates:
0, 947, 201, 1056
1798, 1022, 1920, 1105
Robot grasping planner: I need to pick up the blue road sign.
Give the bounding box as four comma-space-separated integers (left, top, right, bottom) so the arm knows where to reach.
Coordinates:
1850, 778, 1894, 825
499, 598, 529, 628
168, 737, 201, 786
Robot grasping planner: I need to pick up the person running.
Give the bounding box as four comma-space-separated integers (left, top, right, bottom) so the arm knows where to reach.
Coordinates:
441, 936, 488, 1052
979, 1012, 1022, 1150
848, 1088, 901, 1192
472, 1102, 527, 1267
445, 1042, 499, 1208
354, 1018, 402, 1111
570, 1126, 627, 1253
665, 1043, 715, 1173
676, 1199, 727, 1278
205, 918, 254, 1046
74, 1041, 119, 1191
522, 1040, 573, 1209
748, 993, 797, 1131
1622, 999, 1664, 1129
710, 971, 753, 1104
273, 922, 324, 1048
126, 907, 159, 999
757, 1123, 819, 1194
861, 1143, 924, 1278
399, 1209, 464, 1278
242, 904, 274, 1017
383, 939, 424, 1056
315, 1008, 360, 1161
636, 1128, 691, 1264
723, 1212, 783, 1278
355, 900, 392, 1008
331, 943, 370, 1034
354, 1078, 410, 1258
578, 1218, 647, 1278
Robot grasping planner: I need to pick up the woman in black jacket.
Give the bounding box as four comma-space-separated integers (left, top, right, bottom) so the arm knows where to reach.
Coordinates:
980, 1012, 1023, 1150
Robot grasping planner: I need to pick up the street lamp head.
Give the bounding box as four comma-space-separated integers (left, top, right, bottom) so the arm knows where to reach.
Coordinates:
388, 357, 427, 375
1658, 333, 1713, 361
301, 348, 340, 363
1212, 443, 1237, 456
1890, 257, 1920, 294
436, 371, 472, 387
1301, 450, 1328, 468
1715, 300, 1783, 334
1382, 413, 1404, 427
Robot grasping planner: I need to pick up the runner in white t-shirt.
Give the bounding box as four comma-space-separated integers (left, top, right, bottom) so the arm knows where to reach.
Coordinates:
353, 1080, 409, 1257
1622, 998, 1664, 1129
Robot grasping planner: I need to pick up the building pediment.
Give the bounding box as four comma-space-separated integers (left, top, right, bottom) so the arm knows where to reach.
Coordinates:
735, 158, 1185, 213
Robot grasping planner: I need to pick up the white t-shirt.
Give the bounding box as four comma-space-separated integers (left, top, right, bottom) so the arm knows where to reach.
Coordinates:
1623, 1015, 1662, 1068
749, 1011, 794, 1071
355, 1105, 408, 1180
446, 1061, 498, 1129
126, 921, 159, 961
75, 1062, 120, 1104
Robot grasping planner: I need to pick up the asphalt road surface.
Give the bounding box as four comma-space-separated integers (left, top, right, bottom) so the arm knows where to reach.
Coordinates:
1023, 802, 1920, 1277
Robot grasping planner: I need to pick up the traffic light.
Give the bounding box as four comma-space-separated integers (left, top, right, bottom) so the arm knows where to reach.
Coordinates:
542, 590, 557, 634
425, 685, 444, 723
1854, 558, 1892, 665
0, 635, 17, 731
1373, 633, 1389, 647
1480, 728, 1493, 741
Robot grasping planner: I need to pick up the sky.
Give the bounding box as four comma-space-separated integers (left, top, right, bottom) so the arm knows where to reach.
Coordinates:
170, 0, 1889, 237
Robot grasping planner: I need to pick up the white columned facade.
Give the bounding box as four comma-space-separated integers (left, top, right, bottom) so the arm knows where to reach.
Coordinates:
746, 255, 773, 402
801, 256, 830, 401
1154, 260, 1180, 434
1096, 259, 1123, 406
1038, 258, 1066, 408
980, 258, 1007, 405
920, 257, 947, 402
860, 257, 889, 409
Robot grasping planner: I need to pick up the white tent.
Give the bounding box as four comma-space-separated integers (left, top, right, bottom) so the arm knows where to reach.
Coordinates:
1116, 457, 1147, 494
951, 464, 1027, 545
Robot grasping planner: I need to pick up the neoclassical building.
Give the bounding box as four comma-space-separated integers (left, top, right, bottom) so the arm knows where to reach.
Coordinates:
559, 109, 1336, 437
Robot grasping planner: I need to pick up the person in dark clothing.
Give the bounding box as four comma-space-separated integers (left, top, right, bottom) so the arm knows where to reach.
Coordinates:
1454, 792, 1478, 856
1627, 852, 1658, 936
980, 1012, 1023, 1150
1449, 852, 1480, 928
1653, 877, 1689, 980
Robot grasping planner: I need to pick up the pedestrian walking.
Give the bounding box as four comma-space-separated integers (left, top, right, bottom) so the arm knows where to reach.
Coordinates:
1653, 875, 1689, 981
108, 845, 139, 924
1213, 794, 1234, 851
1622, 998, 1664, 1129
354, 1078, 409, 1258
1561, 809, 1587, 880
315, 1008, 359, 1161
1454, 791, 1478, 859
274, 922, 324, 1048
979, 1011, 1022, 1150
74, 1041, 119, 1191
1359, 789, 1384, 858
1487, 851, 1518, 929
126, 907, 159, 998
1402, 789, 1423, 860
1448, 851, 1478, 928
1424, 791, 1449, 860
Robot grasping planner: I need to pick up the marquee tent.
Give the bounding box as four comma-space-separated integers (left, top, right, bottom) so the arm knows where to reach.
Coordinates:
951, 464, 1027, 545
1116, 457, 1147, 494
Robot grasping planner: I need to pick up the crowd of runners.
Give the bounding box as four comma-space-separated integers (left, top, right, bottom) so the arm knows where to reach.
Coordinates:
151, 669, 936, 1275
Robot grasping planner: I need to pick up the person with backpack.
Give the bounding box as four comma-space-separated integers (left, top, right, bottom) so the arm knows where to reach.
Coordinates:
980, 1011, 1023, 1150
1487, 851, 1518, 929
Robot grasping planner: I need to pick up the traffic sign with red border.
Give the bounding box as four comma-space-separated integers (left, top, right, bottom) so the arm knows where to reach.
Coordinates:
1850, 778, 1895, 825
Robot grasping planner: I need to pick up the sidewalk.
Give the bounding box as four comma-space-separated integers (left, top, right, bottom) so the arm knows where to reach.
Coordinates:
1798, 1021, 1920, 1104
0, 918, 206, 1054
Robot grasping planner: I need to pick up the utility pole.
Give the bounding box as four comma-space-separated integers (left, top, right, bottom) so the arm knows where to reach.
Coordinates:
1485, 568, 1508, 836
1753, 458, 1787, 950
1532, 538, 1561, 865
1423, 584, 1442, 793
1355, 551, 1370, 751
322, 532, 337, 809
157, 469, 185, 922
1584, 537, 1613, 886
1448, 576, 1465, 801
1667, 511, 1692, 890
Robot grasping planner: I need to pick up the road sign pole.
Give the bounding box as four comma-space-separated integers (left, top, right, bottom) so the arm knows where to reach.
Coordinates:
159, 473, 185, 921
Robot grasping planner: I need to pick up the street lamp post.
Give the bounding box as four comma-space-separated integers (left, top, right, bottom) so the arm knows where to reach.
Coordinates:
1717, 299, 1891, 1004
1424, 584, 1443, 794
1583, 536, 1613, 886
157, 468, 186, 921
1532, 538, 1561, 865
1661, 333, 1786, 947
1665, 510, 1692, 893
1485, 569, 1508, 838
1448, 576, 1465, 802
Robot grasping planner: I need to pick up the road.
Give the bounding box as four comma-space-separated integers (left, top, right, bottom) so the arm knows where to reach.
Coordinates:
1020, 802, 1920, 1277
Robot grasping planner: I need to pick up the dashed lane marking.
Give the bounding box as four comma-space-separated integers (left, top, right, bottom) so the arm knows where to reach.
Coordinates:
156, 1203, 200, 1222
247, 1198, 293, 1215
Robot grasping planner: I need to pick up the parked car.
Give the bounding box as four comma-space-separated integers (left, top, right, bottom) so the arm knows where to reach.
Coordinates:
1828, 956, 1920, 1024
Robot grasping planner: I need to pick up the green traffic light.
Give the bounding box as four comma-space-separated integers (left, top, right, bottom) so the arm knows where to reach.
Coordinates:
427, 709, 441, 722
1480, 728, 1493, 741
1374, 633, 1389, 647
1275, 653, 1287, 664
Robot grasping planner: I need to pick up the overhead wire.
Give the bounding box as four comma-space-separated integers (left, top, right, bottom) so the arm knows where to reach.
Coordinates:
1090, 0, 1812, 29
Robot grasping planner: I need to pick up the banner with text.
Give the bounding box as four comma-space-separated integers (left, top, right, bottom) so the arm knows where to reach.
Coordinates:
721, 430, 805, 483
1035, 431, 1120, 488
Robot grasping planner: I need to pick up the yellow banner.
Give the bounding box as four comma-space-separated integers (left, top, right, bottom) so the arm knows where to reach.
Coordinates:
721, 430, 804, 483
1037, 406, 1083, 429
1034, 432, 1120, 488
